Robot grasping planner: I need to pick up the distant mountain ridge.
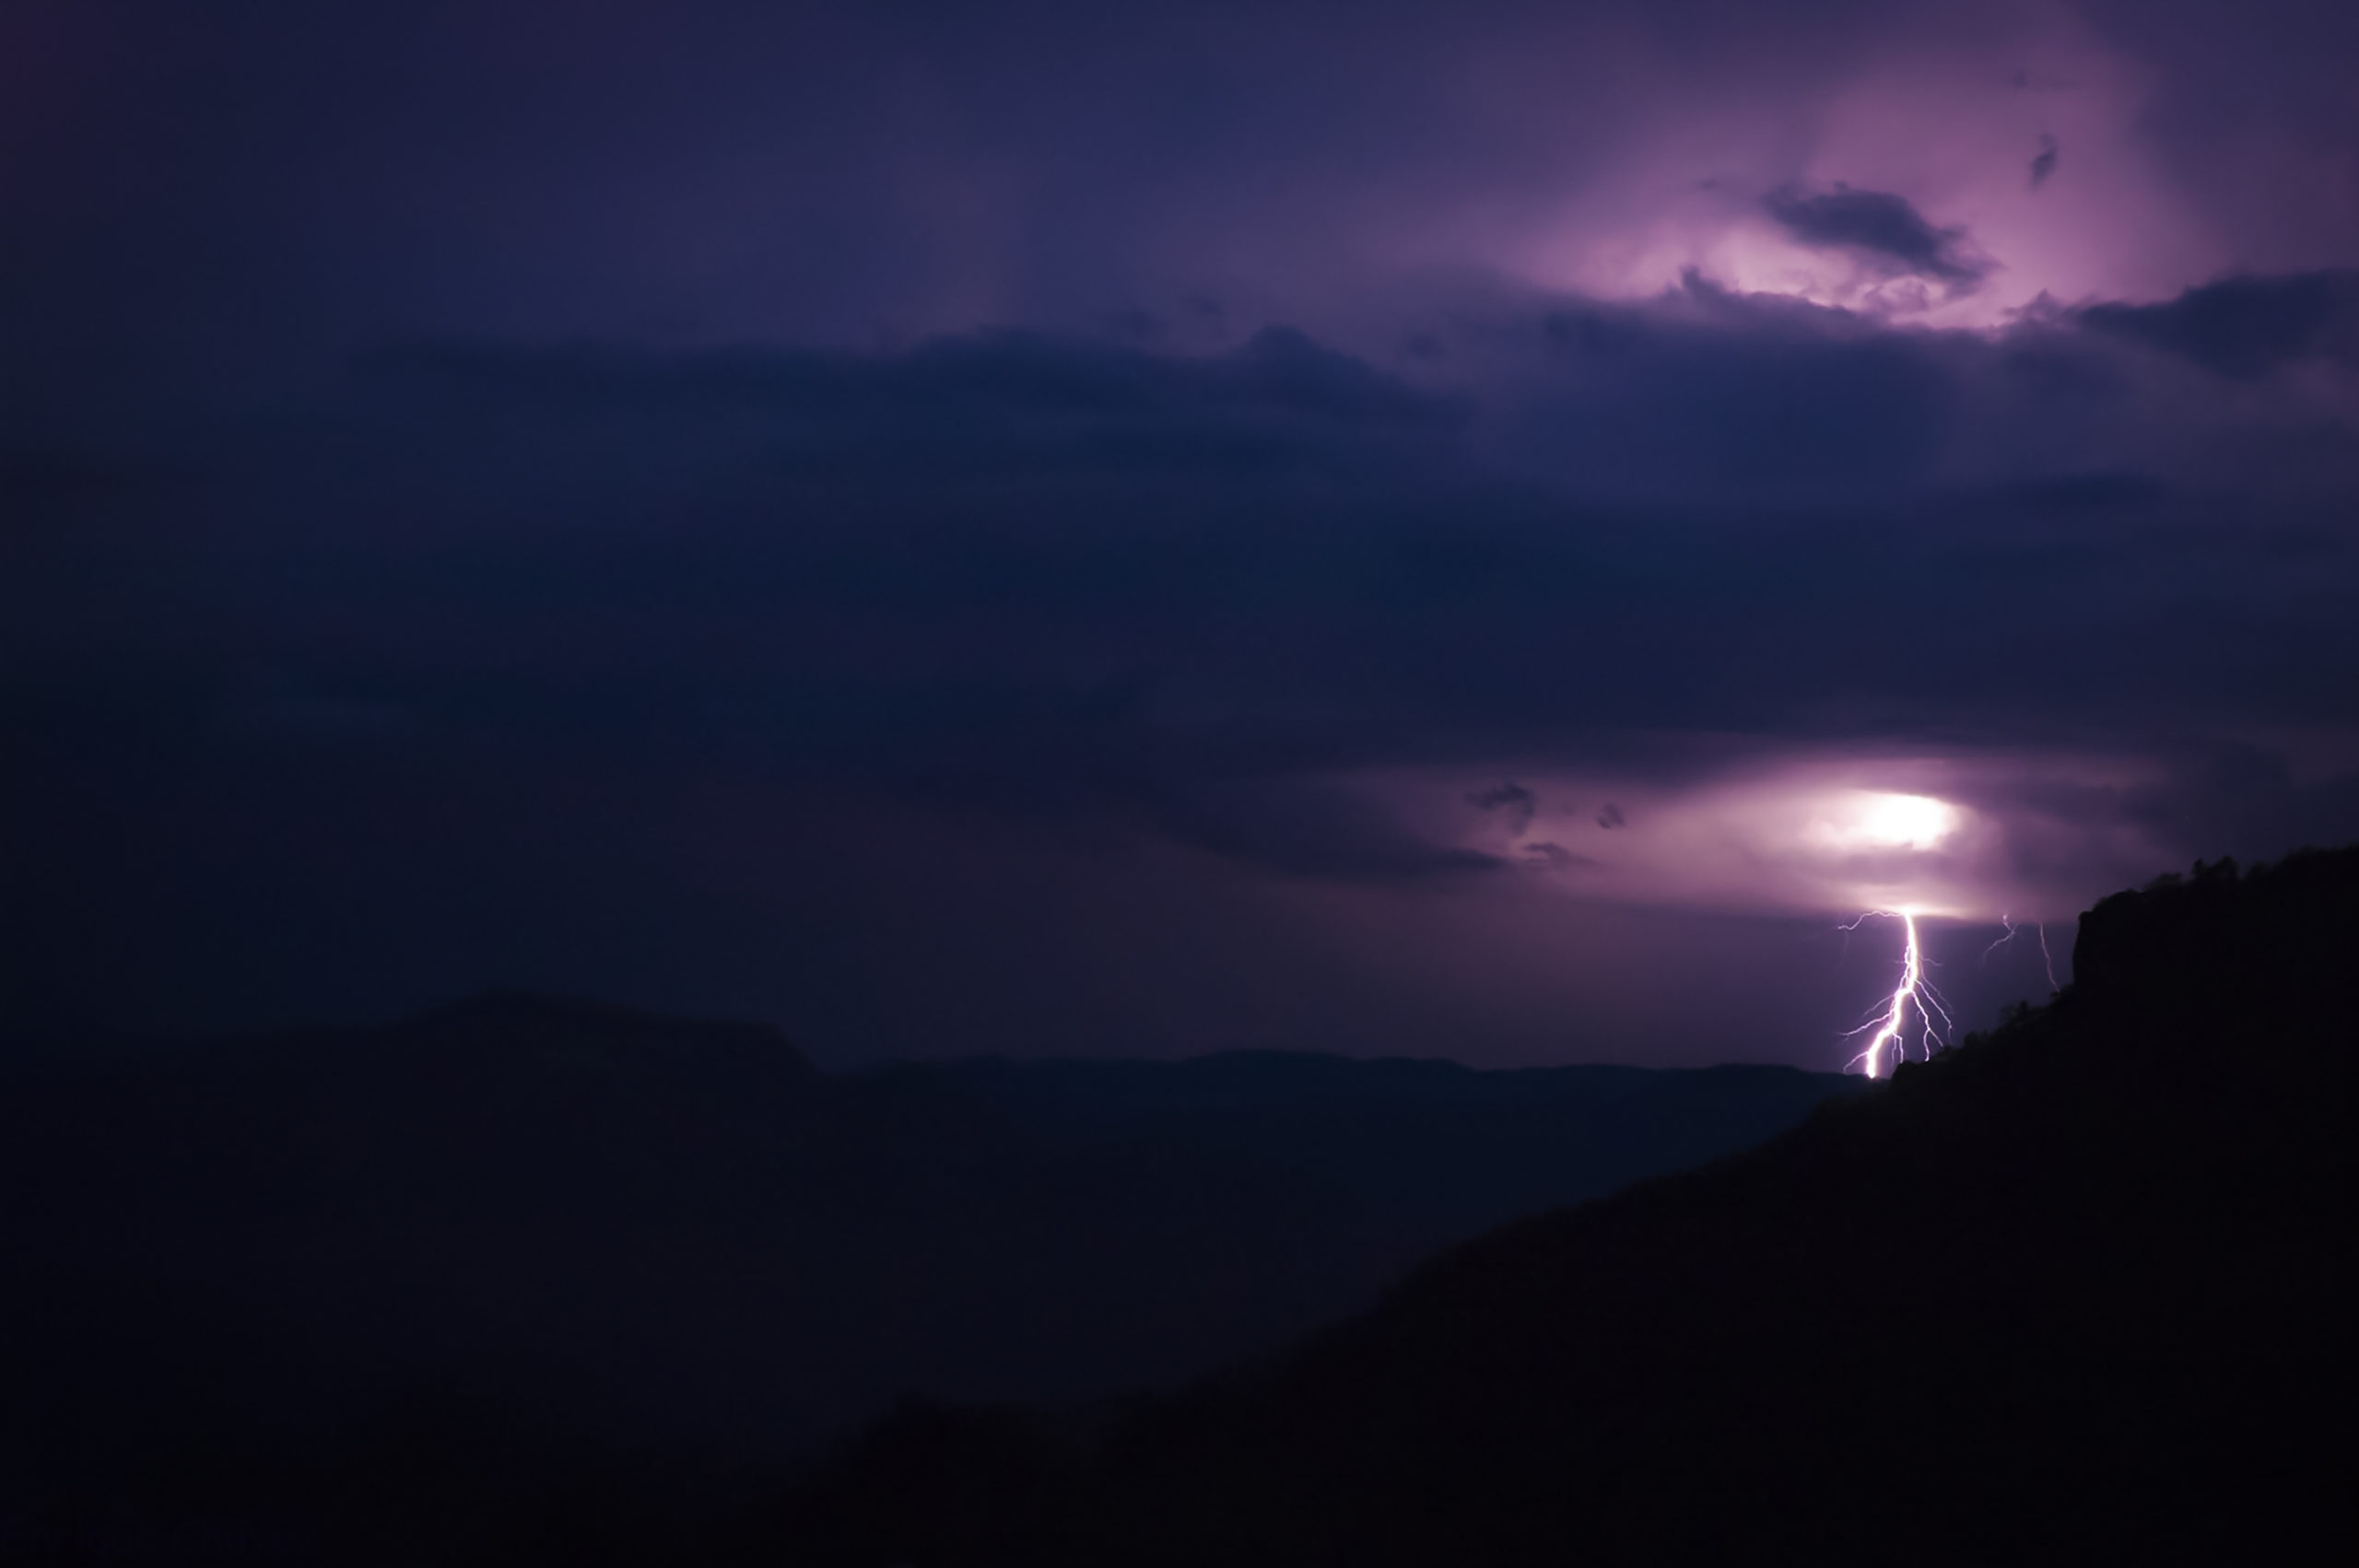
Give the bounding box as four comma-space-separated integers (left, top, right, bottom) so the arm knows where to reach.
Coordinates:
874, 1052, 1855, 1237
0, 997, 1858, 1562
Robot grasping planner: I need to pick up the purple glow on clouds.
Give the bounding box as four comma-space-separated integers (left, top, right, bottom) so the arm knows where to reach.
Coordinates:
4, 0, 2357, 1062
1477, 11, 2223, 326
8, 0, 2347, 362
1385, 749, 2176, 922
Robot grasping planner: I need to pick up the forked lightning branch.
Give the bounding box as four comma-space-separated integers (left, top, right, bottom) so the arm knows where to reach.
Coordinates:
1841, 909, 1954, 1079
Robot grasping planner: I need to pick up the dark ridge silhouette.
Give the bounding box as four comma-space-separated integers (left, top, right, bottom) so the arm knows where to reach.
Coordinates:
0, 999, 1853, 1563
774, 848, 2357, 1567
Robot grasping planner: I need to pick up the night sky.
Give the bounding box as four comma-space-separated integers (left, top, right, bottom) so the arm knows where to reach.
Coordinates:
6, 0, 2357, 1068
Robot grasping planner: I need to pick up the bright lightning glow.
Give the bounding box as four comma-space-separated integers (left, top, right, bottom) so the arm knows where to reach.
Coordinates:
1806, 791, 1962, 854
1841, 908, 1954, 1078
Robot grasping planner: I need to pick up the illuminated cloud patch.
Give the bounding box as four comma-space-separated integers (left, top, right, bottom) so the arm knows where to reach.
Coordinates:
1367, 750, 2183, 925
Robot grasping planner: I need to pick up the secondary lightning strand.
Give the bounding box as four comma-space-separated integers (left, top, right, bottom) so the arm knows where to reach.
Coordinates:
1981, 914, 2020, 965
1981, 912, 2062, 996
1914, 955, 1955, 1058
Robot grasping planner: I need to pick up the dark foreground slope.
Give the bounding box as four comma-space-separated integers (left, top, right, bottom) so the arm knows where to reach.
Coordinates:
780, 851, 2358, 1567
0, 1001, 1849, 1562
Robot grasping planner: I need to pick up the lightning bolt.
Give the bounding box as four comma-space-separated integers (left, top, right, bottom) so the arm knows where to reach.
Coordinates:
1980, 913, 2021, 965
1979, 912, 2062, 995
1839, 909, 1953, 1078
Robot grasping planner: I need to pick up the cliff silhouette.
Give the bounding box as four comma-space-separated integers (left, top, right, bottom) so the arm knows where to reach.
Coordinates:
776, 848, 2356, 1566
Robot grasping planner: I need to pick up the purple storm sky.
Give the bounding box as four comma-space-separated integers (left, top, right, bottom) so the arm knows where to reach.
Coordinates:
5, 0, 2358, 1068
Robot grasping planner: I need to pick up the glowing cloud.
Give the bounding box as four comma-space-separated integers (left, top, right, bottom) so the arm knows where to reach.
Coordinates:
1378, 748, 2172, 925
1805, 791, 1961, 854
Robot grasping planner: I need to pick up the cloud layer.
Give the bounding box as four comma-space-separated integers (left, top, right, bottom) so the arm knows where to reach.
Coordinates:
4, 1, 2357, 1065
10, 267, 2358, 1060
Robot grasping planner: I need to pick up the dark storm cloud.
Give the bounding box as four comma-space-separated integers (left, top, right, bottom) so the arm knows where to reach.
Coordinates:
8, 278, 2359, 1052
2029, 134, 2060, 190
1762, 184, 1990, 287
2078, 270, 2359, 378
13, 281, 2353, 875
1520, 281, 1961, 486
261, 290, 2295, 818
1466, 783, 1538, 834
1155, 778, 1504, 883
0, 0, 1928, 410
6, 1, 2359, 1056
24, 0, 2347, 419
370, 323, 1457, 430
